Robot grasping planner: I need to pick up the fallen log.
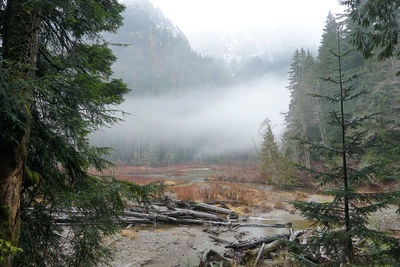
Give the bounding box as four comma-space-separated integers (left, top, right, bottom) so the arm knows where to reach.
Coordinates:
262, 240, 281, 254
226, 233, 289, 250
129, 206, 145, 213
150, 205, 169, 212
34, 199, 248, 229
238, 223, 290, 228
161, 210, 185, 217
193, 202, 238, 218
122, 216, 238, 227
124, 211, 177, 222
163, 198, 189, 208
254, 242, 265, 266
121, 217, 152, 224
289, 229, 306, 242
172, 208, 225, 221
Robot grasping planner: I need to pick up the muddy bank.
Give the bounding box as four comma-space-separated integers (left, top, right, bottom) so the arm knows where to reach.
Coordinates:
102, 208, 304, 267
105, 226, 230, 267
103, 207, 400, 267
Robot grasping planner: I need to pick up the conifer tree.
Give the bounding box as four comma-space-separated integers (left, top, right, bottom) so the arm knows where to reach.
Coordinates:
260, 121, 296, 188
0, 1, 165, 265
343, 0, 400, 62
292, 28, 400, 265
284, 49, 316, 168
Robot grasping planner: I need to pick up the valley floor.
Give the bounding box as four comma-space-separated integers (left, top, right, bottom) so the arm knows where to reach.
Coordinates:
97, 164, 400, 267
104, 209, 304, 267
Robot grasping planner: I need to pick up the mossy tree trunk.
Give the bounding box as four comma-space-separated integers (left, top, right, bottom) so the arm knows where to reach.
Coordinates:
0, 0, 40, 265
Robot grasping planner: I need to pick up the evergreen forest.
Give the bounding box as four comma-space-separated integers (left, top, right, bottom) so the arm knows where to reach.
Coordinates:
0, 0, 400, 266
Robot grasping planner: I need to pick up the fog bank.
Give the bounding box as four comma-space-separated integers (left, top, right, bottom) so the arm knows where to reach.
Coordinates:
92, 73, 289, 162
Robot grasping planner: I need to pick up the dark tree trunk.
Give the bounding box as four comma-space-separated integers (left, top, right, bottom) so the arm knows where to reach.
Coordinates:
0, 0, 40, 265
336, 30, 353, 263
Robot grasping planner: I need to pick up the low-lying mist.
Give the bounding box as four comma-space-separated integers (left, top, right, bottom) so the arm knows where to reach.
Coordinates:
91, 73, 289, 163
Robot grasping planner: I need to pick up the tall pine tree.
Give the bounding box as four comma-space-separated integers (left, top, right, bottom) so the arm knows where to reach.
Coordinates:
0, 1, 165, 266
292, 28, 400, 265
284, 49, 316, 168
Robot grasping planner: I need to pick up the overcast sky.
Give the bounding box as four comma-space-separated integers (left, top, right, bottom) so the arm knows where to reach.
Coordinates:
121, 0, 346, 56
136, 0, 344, 33
106, 0, 347, 157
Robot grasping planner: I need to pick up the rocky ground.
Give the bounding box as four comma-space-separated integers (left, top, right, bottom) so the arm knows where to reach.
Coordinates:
102, 204, 400, 267
102, 209, 303, 267
105, 226, 232, 267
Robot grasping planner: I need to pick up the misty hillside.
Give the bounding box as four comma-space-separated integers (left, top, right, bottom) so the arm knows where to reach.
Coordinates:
106, 0, 232, 94
187, 30, 295, 80
231, 53, 290, 81
106, 0, 289, 94
93, 0, 294, 165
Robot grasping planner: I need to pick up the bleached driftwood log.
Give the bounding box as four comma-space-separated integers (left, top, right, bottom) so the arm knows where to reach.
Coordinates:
238, 223, 290, 228
254, 242, 266, 266
123, 211, 177, 222
171, 207, 225, 221
262, 240, 281, 254
193, 202, 238, 219
226, 233, 289, 250
289, 229, 306, 242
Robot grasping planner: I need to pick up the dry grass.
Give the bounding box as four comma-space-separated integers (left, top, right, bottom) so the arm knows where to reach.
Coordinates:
207, 162, 264, 183
92, 163, 311, 215
273, 200, 289, 211
172, 185, 198, 200
199, 183, 260, 206
169, 182, 309, 215
120, 227, 139, 240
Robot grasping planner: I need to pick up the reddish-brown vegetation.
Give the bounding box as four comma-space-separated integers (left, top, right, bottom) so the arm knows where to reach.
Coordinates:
116, 175, 168, 185
207, 161, 264, 183
90, 163, 309, 215
169, 182, 307, 215
172, 184, 198, 200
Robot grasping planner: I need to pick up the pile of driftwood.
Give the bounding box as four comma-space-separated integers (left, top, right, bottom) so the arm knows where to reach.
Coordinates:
122, 198, 290, 229
44, 197, 290, 230
123, 198, 238, 226
202, 228, 310, 266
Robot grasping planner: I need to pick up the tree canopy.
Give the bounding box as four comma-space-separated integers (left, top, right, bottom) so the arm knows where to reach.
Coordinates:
0, 1, 164, 265
290, 25, 400, 265
343, 0, 400, 61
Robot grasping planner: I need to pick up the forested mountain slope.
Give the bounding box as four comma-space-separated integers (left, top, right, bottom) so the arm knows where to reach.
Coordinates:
106, 0, 232, 95
283, 13, 400, 184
